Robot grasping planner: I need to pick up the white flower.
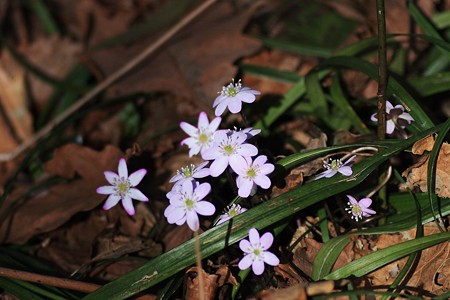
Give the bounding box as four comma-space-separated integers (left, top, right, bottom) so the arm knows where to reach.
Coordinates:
96, 158, 148, 216
230, 155, 274, 198
180, 112, 221, 157
213, 79, 260, 116
216, 204, 247, 225
315, 155, 355, 180
345, 195, 376, 221
202, 131, 258, 177
238, 228, 280, 275
164, 181, 215, 231
370, 100, 414, 134
169, 161, 210, 187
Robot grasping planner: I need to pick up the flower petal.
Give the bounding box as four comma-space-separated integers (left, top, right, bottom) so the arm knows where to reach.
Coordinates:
197, 112, 209, 128
194, 182, 211, 200
259, 232, 274, 250
346, 195, 358, 204
121, 195, 135, 215
118, 158, 128, 178
215, 100, 229, 116
239, 239, 252, 253
248, 228, 260, 245
252, 259, 265, 275
358, 197, 372, 208
129, 188, 149, 201
237, 179, 253, 198
209, 156, 229, 177
254, 175, 271, 189
238, 143, 258, 157
263, 251, 280, 266
129, 169, 147, 186
103, 194, 121, 210
370, 113, 378, 122
186, 211, 200, 231
386, 120, 395, 134
236, 91, 256, 103
228, 98, 242, 114
96, 185, 115, 195
229, 155, 248, 175
238, 255, 253, 270
338, 166, 353, 176
209, 116, 222, 131
180, 122, 198, 137
104, 171, 119, 184
195, 201, 215, 216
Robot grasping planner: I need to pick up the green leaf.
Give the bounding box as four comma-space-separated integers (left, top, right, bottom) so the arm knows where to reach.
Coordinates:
324, 232, 450, 280
311, 235, 350, 280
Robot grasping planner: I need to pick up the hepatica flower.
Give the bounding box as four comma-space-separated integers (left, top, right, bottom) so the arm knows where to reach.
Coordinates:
97, 158, 148, 216
345, 195, 376, 221
180, 112, 221, 157
230, 155, 274, 198
370, 100, 414, 134
238, 228, 280, 275
169, 161, 210, 187
315, 155, 355, 180
213, 79, 261, 116
216, 204, 247, 225
202, 131, 258, 177
164, 180, 215, 231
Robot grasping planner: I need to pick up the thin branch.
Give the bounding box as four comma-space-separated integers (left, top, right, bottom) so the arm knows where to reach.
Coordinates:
376, 0, 387, 140
0, 0, 218, 162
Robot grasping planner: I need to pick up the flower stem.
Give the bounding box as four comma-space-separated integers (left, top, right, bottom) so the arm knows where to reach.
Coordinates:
376, 0, 387, 140
194, 230, 205, 300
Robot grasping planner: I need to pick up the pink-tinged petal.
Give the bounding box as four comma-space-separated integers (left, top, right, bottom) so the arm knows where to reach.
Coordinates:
338, 166, 352, 176
254, 175, 271, 189
129, 188, 149, 201
228, 98, 242, 114
104, 171, 119, 184
259, 232, 274, 250
180, 122, 198, 137
193, 168, 210, 178
238, 255, 253, 270
386, 100, 394, 111
186, 211, 200, 231
180, 137, 196, 147
122, 195, 135, 215
248, 228, 260, 245
195, 201, 215, 216
164, 204, 177, 218
118, 158, 128, 178
238, 144, 258, 157
236, 92, 256, 103
201, 147, 219, 160
358, 197, 373, 207
197, 111, 209, 128
386, 121, 395, 134
209, 116, 222, 131
260, 163, 275, 175
252, 260, 265, 275
103, 194, 121, 210
194, 182, 211, 200
370, 113, 378, 122
182, 180, 194, 195
213, 95, 226, 108
209, 156, 229, 177
129, 169, 147, 186
96, 185, 115, 195
238, 179, 253, 198
362, 208, 376, 216
263, 252, 280, 266
253, 155, 267, 166
229, 155, 248, 175
399, 113, 414, 123
215, 100, 229, 116
346, 195, 357, 204
239, 239, 252, 253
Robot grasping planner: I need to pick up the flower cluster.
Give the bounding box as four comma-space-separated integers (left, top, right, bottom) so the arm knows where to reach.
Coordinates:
371, 100, 414, 135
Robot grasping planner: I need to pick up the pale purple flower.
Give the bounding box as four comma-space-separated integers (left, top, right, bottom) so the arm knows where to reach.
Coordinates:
345, 195, 376, 221
96, 158, 148, 216
234, 127, 261, 141
238, 228, 280, 275
202, 131, 258, 177
315, 155, 355, 180
169, 161, 210, 187
370, 100, 414, 134
180, 112, 221, 157
213, 79, 261, 116
230, 155, 274, 198
216, 204, 247, 225
164, 180, 215, 231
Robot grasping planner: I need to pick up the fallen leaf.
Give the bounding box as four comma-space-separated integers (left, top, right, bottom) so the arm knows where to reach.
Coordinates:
0, 144, 123, 244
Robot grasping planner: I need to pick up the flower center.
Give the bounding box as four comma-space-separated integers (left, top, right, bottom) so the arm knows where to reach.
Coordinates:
220, 79, 242, 97
115, 178, 131, 197
324, 158, 343, 171
178, 164, 196, 178
246, 167, 257, 178
185, 198, 195, 210
351, 204, 362, 216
